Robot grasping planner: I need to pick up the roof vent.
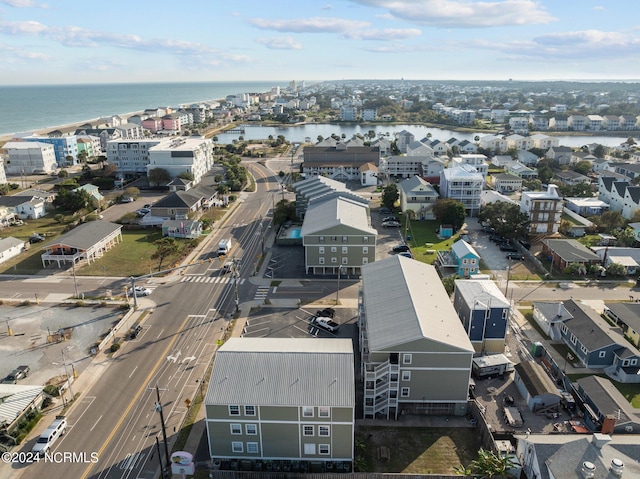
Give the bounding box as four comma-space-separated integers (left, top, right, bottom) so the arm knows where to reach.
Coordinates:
611, 458, 624, 478
581, 461, 596, 479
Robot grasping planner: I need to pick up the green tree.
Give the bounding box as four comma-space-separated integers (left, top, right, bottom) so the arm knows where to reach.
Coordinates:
148, 168, 171, 186
478, 202, 530, 239
58, 169, 69, 178
151, 238, 178, 271
381, 184, 399, 209
432, 198, 466, 230
589, 210, 626, 233
537, 165, 555, 183
469, 448, 517, 478
124, 187, 140, 199
558, 182, 594, 198
53, 188, 93, 212
177, 171, 195, 181
573, 160, 592, 176
614, 227, 637, 247
594, 144, 606, 158
606, 262, 627, 276
522, 178, 542, 191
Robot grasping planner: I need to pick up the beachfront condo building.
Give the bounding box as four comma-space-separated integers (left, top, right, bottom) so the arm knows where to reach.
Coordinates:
2, 141, 58, 174
20, 136, 78, 166
106, 139, 162, 176
147, 137, 215, 185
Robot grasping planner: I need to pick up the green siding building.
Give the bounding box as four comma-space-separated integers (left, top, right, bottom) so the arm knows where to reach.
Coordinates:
205, 338, 355, 472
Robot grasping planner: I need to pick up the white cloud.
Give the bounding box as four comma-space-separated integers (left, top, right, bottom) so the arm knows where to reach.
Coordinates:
255, 36, 302, 50
344, 28, 421, 40
348, 0, 556, 27
593, 6, 605, 11
249, 16, 370, 33
457, 30, 640, 62
0, 0, 47, 7
362, 43, 437, 53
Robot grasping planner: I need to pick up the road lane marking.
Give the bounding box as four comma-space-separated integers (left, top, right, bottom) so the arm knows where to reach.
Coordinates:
156, 328, 164, 339
128, 366, 138, 378
80, 314, 192, 479
89, 415, 102, 432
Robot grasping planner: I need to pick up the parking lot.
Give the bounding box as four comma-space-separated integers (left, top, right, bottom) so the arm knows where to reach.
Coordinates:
0, 304, 125, 388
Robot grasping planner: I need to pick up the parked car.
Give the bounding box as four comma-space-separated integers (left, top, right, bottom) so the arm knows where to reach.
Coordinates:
382, 220, 401, 228
316, 308, 336, 319
383, 216, 399, 223
29, 233, 45, 244
482, 226, 496, 234
392, 244, 410, 253
506, 253, 525, 260
136, 208, 151, 217
500, 243, 518, 252
311, 316, 339, 333
379, 207, 392, 214
2, 365, 30, 384
398, 251, 413, 259
121, 196, 134, 203
143, 204, 153, 209
32, 416, 67, 457
128, 325, 142, 340
134, 286, 151, 296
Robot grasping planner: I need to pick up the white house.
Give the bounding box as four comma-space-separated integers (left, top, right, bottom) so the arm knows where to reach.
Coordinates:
2, 141, 58, 174
0, 237, 26, 264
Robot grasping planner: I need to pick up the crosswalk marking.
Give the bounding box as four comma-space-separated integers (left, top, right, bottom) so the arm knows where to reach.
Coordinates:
254, 286, 269, 301
180, 276, 245, 284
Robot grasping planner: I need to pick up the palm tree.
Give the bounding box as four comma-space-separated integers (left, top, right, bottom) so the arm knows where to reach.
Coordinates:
470, 448, 517, 478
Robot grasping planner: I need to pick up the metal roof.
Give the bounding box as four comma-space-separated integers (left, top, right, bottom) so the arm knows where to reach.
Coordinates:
205, 338, 354, 407
514, 361, 559, 398
0, 384, 43, 427
542, 239, 600, 263
43, 220, 122, 250
451, 239, 480, 259
361, 255, 474, 353
301, 196, 375, 236
454, 279, 510, 309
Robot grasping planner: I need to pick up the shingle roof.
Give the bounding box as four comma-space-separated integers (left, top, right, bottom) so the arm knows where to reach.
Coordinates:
43, 220, 122, 250
398, 176, 437, 196
514, 362, 559, 398
576, 375, 639, 425
206, 338, 354, 407
562, 299, 626, 351
0, 237, 24, 252
361, 255, 474, 353
542, 239, 600, 263
451, 239, 480, 259
604, 302, 640, 336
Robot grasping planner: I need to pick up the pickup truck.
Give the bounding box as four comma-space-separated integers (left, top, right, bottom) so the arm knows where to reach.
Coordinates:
3, 365, 30, 384
312, 316, 339, 333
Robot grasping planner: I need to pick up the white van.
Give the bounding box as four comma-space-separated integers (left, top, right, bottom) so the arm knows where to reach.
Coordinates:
32, 416, 67, 456
217, 238, 232, 256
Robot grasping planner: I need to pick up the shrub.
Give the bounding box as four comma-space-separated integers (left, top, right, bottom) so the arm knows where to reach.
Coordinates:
110, 343, 121, 353
44, 385, 60, 397
75, 300, 86, 307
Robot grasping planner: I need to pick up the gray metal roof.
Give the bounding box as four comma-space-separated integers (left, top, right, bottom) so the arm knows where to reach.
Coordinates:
454, 279, 510, 309
0, 236, 24, 252
361, 255, 474, 353
301, 196, 376, 236
0, 384, 43, 427
604, 302, 640, 335
43, 220, 122, 250
205, 338, 354, 407
533, 302, 574, 322
451, 239, 480, 259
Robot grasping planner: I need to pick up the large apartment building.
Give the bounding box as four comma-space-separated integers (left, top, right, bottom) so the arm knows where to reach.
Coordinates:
439, 165, 484, 216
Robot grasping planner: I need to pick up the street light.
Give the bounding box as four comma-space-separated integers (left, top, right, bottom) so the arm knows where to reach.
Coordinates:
335, 265, 343, 305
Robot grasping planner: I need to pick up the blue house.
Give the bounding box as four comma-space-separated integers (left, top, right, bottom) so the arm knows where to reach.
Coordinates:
450, 239, 480, 277
453, 279, 510, 353
22, 136, 78, 166
559, 300, 640, 382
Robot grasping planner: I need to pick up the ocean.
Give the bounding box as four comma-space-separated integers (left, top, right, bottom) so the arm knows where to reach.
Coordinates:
0, 81, 285, 137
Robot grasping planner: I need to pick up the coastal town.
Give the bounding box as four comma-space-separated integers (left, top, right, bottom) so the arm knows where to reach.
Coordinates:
1, 79, 640, 479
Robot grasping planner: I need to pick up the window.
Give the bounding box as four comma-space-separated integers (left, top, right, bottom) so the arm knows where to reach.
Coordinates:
561, 324, 568, 334
318, 407, 330, 418
342, 246, 348, 254
342, 257, 348, 265
402, 371, 411, 381
401, 387, 410, 397
599, 351, 606, 358
245, 424, 257, 435
319, 236, 325, 242
342, 236, 348, 243
318, 425, 330, 437
244, 405, 255, 416
229, 405, 240, 416
403, 354, 412, 365
632, 359, 638, 365
319, 247, 324, 254
363, 236, 369, 242
303, 425, 314, 436
319, 444, 330, 455
302, 406, 313, 417
331, 246, 337, 253
246, 442, 258, 454
570, 334, 577, 345
502, 309, 508, 319
462, 259, 468, 264
232, 442, 243, 453
363, 247, 368, 254
304, 444, 316, 455
319, 257, 325, 264
362, 258, 369, 264
581, 345, 588, 354
331, 257, 337, 263
230, 424, 242, 435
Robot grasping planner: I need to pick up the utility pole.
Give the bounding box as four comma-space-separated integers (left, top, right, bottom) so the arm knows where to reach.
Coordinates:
336, 265, 343, 305
71, 256, 79, 298
233, 258, 239, 313
155, 436, 165, 479
130, 276, 138, 309
62, 350, 74, 401
155, 384, 171, 471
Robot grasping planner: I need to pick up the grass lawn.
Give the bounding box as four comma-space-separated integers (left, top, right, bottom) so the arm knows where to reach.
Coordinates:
78, 230, 196, 277
356, 426, 480, 474
403, 219, 461, 265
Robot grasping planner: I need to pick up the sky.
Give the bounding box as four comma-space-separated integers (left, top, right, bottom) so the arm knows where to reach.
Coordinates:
0, 0, 639, 85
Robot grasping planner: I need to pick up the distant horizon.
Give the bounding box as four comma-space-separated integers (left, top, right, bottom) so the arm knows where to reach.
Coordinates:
2, 78, 640, 88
